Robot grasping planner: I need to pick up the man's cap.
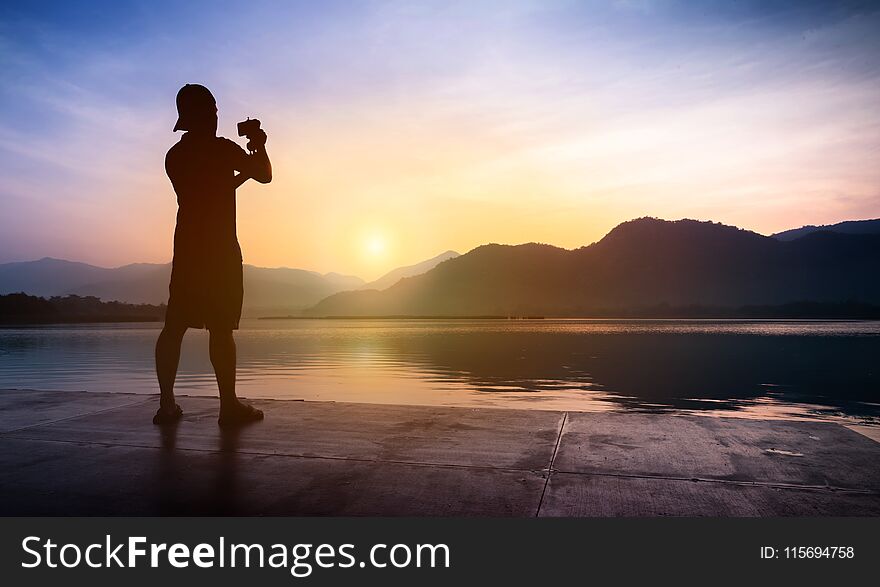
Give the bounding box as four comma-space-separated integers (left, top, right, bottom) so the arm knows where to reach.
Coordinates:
173, 84, 216, 132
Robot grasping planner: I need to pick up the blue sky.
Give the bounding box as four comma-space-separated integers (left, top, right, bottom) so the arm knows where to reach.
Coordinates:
1, 1, 879, 278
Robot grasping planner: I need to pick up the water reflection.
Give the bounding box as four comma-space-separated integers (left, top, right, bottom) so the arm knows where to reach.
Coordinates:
1, 319, 878, 426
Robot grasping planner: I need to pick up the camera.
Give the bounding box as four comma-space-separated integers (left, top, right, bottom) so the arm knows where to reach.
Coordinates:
237, 117, 261, 138
237, 118, 264, 152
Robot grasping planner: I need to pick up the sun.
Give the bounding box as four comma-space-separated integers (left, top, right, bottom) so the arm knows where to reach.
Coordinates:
365, 234, 387, 257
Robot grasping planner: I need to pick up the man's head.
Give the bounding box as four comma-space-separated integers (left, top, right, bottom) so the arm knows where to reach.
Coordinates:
173, 84, 217, 134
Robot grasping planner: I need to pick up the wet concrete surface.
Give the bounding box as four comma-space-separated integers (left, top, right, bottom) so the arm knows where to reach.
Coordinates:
0, 389, 878, 516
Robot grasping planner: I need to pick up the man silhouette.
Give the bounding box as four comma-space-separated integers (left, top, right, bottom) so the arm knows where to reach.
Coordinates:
154, 83, 272, 426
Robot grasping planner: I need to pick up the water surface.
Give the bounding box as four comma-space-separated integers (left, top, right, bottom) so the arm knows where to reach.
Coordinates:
1, 319, 878, 426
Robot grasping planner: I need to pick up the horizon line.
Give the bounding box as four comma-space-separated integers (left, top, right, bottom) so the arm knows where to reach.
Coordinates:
2, 214, 878, 277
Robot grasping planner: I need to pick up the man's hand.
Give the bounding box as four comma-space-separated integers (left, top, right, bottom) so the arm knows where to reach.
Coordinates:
246, 129, 268, 153
244, 129, 271, 184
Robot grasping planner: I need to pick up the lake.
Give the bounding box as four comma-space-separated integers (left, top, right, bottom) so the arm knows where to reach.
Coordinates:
1, 319, 878, 427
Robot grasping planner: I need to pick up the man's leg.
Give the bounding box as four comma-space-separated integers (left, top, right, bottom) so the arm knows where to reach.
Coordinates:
209, 327, 237, 406
155, 321, 187, 420
210, 327, 263, 425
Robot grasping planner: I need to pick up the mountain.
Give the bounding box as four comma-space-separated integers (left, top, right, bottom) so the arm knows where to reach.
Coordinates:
772, 218, 880, 241
361, 250, 460, 291
0, 258, 120, 298
306, 218, 880, 317
0, 258, 364, 316
67, 262, 173, 305
239, 265, 363, 316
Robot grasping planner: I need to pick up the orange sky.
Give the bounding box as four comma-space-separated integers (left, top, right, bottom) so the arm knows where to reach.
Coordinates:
2, 2, 879, 280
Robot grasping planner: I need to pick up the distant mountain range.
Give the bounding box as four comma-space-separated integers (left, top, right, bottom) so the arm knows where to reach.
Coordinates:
0, 258, 363, 316
771, 218, 880, 241
0, 250, 460, 317
306, 217, 880, 317
3, 218, 879, 319
360, 250, 460, 291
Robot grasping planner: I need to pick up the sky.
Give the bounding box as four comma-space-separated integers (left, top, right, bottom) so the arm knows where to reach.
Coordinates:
1, 0, 879, 280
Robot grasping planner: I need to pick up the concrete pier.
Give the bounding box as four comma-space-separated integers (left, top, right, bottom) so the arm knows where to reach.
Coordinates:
1, 389, 878, 516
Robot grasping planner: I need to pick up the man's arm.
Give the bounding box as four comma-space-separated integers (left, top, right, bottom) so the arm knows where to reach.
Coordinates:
231, 172, 251, 191
229, 130, 272, 188
245, 129, 272, 184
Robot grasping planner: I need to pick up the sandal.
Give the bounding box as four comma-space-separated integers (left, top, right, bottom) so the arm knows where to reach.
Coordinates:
152, 403, 183, 425
218, 401, 264, 428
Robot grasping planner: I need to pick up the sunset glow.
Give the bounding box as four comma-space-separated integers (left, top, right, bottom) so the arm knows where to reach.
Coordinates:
364, 233, 388, 259
1, 1, 879, 280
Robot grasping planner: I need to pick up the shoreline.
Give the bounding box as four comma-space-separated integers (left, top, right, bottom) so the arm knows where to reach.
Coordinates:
4, 387, 878, 430
5, 315, 880, 326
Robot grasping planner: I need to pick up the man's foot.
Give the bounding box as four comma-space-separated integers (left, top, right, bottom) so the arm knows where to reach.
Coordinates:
218, 400, 264, 428
152, 403, 183, 425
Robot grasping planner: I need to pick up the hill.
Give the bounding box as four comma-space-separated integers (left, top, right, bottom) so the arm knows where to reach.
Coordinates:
306, 218, 880, 317
772, 218, 880, 241
360, 250, 460, 291
0, 258, 363, 316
